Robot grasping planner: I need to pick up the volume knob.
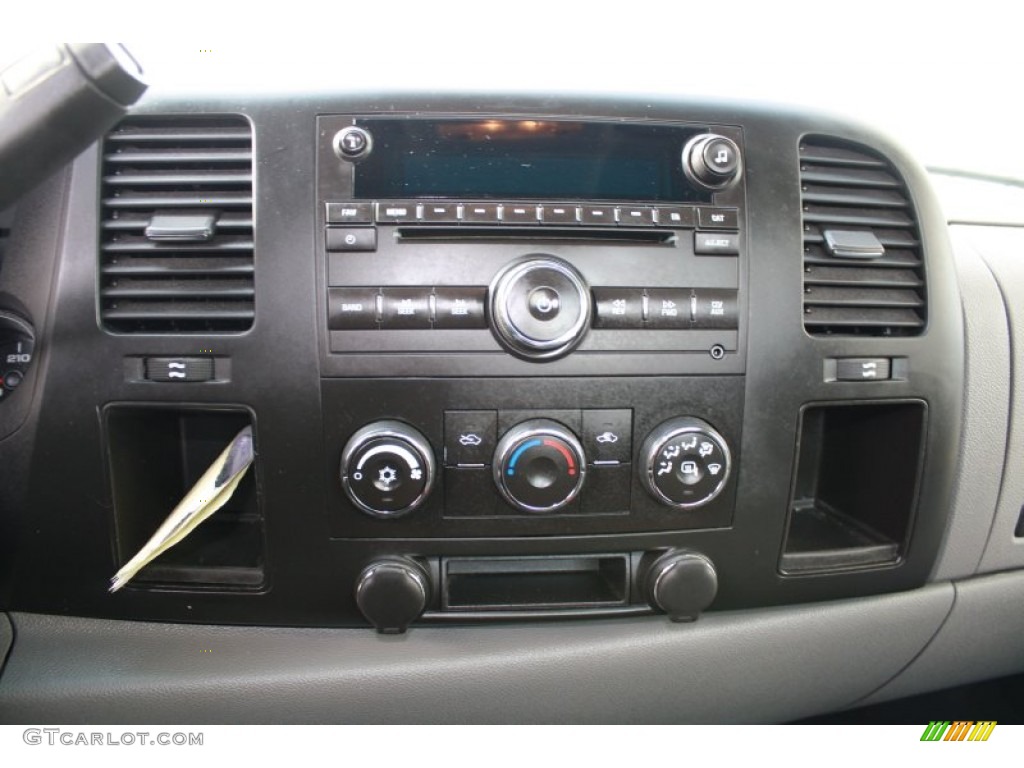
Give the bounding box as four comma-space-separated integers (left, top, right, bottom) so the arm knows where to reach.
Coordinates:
490, 256, 592, 361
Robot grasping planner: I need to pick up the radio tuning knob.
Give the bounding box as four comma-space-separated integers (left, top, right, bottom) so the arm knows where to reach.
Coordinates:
682, 134, 742, 191
340, 421, 436, 518
644, 549, 718, 622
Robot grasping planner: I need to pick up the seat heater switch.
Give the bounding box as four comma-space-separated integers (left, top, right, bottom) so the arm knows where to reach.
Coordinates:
144, 357, 214, 382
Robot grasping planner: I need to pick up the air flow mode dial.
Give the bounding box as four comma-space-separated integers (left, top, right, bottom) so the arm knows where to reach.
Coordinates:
640, 417, 732, 509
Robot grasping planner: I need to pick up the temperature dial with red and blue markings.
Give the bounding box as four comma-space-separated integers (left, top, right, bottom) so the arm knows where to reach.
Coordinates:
493, 419, 586, 513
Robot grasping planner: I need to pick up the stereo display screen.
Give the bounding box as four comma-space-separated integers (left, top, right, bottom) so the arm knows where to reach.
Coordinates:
352, 119, 711, 202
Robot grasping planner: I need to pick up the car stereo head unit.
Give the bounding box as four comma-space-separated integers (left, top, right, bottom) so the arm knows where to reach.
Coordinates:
315, 114, 746, 376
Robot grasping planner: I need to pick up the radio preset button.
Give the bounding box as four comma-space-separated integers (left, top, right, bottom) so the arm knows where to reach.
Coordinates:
697, 207, 739, 230
592, 288, 644, 329
540, 204, 579, 224
434, 287, 487, 329
329, 288, 379, 330
617, 206, 655, 226
645, 289, 691, 329
503, 204, 540, 224
421, 203, 461, 222
462, 203, 500, 223
381, 288, 431, 329
580, 205, 617, 226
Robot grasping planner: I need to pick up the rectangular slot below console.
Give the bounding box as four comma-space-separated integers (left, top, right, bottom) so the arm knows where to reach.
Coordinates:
781, 401, 926, 574
443, 555, 629, 611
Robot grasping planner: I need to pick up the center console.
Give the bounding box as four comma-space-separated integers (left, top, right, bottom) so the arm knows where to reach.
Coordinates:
0, 95, 964, 635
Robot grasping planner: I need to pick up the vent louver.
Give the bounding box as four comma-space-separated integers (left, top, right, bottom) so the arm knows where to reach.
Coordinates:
99, 116, 254, 333
800, 137, 926, 336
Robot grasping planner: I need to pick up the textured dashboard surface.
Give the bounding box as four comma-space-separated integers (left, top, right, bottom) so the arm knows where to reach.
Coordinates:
965, 225, 1024, 573
861, 570, 1024, 706
0, 585, 953, 724
932, 228, 1012, 579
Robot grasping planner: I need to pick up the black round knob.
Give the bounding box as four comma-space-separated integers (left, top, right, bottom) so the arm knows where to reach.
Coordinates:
490, 256, 591, 360
355, 557, 431, 634
332, 126, 373, 161
340, 421, 436, 518
645, 549, 718, 622
494, 419, 586, 513
640, 417, 732, 509
682, 134, 742, 191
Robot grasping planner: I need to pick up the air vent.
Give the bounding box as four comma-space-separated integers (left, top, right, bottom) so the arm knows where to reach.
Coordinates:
99, 116, 254, 333
800, 137, 926, 336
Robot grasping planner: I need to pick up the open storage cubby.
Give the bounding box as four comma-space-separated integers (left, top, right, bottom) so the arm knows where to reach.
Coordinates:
781, 401, 926, 574
105, 405, 265, 590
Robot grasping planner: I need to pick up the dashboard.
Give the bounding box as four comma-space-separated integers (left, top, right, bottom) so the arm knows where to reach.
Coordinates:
0, 87, 1022, 723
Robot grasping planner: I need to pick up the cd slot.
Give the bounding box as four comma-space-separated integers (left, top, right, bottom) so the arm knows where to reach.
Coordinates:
442, 555, 629, 611
395, 226, 675, 245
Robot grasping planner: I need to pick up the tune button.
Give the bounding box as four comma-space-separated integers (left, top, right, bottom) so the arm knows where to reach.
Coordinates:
702, 137, 739, 176
682, 134, 743, 191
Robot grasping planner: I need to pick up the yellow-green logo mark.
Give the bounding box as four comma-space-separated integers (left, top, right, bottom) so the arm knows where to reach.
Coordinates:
920, 721, 997, 741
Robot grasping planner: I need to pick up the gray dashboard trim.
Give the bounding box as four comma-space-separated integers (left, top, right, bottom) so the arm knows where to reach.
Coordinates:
965, 226, 1024, 573
931, 227, 1012, 580
859, 570, 1024, 707
0, 586, 952, 724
